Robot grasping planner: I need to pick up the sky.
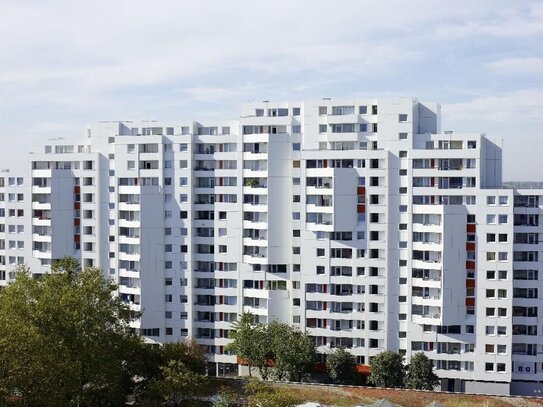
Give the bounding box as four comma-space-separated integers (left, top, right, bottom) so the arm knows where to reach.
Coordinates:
0, 0, 542, 180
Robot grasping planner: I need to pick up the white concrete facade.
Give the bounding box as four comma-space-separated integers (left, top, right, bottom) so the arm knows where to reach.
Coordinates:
1, 97, 543, 395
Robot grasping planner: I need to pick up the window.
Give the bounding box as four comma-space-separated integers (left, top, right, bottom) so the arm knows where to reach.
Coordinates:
292, 143, 301, 151
399, 114, 408, 122
316, 248, 325, 257
487, 196, 496, 205
399, 132, 408, 140
487, 214, 496, 224
359, 106, 367, 114
499, 196, 508, 205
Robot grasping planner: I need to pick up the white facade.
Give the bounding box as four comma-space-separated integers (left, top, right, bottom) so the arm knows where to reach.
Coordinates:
1, 97, 543, 395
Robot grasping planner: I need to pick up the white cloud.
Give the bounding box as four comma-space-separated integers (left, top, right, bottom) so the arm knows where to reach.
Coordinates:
0, 0, 542, 182
486, 57, 543, 75
434, 2, 543, 39
443, 90, 543, 123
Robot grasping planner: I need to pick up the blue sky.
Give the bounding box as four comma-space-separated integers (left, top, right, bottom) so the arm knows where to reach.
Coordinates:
1, 0, 542, 180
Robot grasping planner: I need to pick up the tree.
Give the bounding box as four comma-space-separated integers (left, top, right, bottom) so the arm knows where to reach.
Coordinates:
369, 350, 406, 388
405, 352, 440, 390
138, 340, 210, 406
245, 379, 298, 407
0, 258, 144, 406
326, 347, 356, 384
227, 313, 272, 379
269, 320, 316, 382
216, 386, 244, 407
228, 315, 316, 382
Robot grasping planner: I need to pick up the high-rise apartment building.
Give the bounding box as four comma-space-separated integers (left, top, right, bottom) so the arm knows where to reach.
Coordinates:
0, 97, 542, 396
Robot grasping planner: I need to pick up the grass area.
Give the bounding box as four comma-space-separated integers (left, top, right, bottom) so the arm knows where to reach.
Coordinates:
216, 380, 543, 407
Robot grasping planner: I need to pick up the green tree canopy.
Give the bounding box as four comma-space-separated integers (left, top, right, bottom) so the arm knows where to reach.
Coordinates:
369, 350, 406, 388
405, 352, 440, 390
269, 320, 315, 382
326, 347, 356, 384
227, 313, 272, 379
138, 339, 210, 406
228, 314, 315, 382
0, 258, 144, 406
245, 379, 298, 407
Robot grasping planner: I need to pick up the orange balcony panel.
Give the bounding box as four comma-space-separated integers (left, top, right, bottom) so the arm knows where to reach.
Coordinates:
74, 202, 80, 210
74, 218, 80, 226
466, 260, 475, 270
356, 364, 371, 375
466, 279, 476, 288
466, 242, 476, 251
357, 204, 366, 213
357, 186, 366, 195
466, 224, 476, 233
74, 186, 80, 193
74, 234, 80, 242
465, 298, 475, 306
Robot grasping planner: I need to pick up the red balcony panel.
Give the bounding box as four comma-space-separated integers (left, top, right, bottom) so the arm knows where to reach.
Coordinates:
357, 204, 366, 214
466, 298, 475, 306
466, 242, 476, 251
466, 224, 476, 233
466, 260, 475, 270
466, 279, 475, 288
